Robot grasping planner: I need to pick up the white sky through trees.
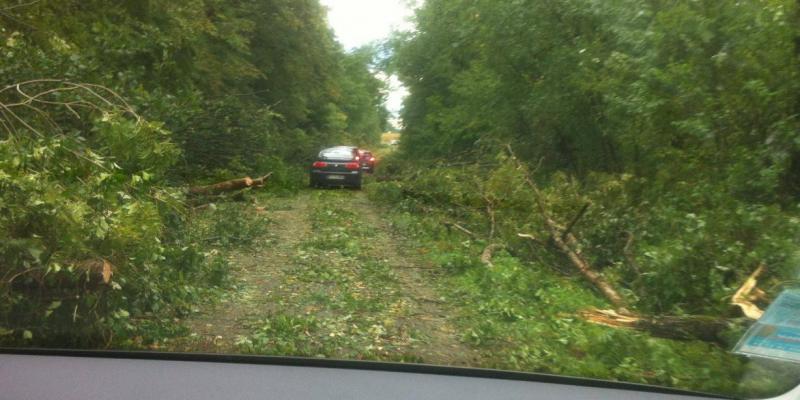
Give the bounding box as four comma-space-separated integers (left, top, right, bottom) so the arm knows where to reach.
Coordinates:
320, 0, 417, 127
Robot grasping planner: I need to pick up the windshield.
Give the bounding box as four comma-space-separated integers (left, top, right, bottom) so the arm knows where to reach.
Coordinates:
319, 147, 357, 161
2, 0, 799, 398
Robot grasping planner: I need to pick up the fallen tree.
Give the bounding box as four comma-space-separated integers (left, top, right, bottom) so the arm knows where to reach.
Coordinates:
579, 309, 743, 343
188, 172, 272, 196
507, 145, 629, 313
580, 264, 767, 344
506, 145, 770, 344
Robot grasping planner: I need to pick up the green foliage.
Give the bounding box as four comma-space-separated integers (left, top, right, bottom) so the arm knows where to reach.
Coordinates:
0, 0, 387, 347
0, 93, 224, 346
391, 0, 800, 363
195, 204, 270, 249
2, 0, 387, 180
371, 175, 800, 397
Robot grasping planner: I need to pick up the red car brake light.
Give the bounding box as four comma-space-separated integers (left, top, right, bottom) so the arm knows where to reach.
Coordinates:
312, 161, 328, 168
345, 162, 360, 170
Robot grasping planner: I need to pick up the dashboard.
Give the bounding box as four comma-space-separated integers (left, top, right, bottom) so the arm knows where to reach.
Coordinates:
0, 349, 752, 400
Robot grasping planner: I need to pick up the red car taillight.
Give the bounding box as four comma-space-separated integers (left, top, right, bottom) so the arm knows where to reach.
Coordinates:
345, 162, 360, 170
369, 157, 375, 162
312, 161, 328, 168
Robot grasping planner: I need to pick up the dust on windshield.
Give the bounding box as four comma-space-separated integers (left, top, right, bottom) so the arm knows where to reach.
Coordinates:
2, 0, 800, 398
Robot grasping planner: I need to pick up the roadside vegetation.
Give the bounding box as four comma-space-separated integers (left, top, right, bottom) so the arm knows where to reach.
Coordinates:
377, 1, 800, 395
0, 0, 387, 348
2, 0, 800, 398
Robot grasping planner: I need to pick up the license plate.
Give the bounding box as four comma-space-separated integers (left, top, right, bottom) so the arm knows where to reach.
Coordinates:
327, 175, 345, 180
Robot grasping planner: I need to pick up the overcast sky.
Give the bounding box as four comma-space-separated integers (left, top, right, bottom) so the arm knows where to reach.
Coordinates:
320, 0, 417, 124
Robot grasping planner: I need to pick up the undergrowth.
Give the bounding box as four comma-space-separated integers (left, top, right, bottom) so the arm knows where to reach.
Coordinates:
366, 157, 800, 398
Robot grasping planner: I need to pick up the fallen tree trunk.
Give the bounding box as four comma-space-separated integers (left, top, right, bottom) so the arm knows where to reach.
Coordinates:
251, 172, 273, 187
189, 177, 254, 195
188, 172, 272, 196
580, 309, 744, 343
581, 264, 767, 343
507, 145, 629, 313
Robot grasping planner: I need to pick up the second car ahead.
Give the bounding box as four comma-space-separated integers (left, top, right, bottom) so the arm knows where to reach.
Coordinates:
310, 146, 362, 189
357, 149, 376, 173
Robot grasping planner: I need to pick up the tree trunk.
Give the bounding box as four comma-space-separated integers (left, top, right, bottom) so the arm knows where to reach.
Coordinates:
189, 177, 254, 195
251, 172, 273, 187
188, 172, 272, 196
581, 264, 766, 344
549, 230, 628, 312
580, 309, 744, 344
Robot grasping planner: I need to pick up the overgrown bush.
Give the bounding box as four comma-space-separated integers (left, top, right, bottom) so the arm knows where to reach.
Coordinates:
0, 82, 229, 348
369, 159, 800, 397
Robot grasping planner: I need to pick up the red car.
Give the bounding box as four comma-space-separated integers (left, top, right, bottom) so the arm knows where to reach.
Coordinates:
357, 149, 376, 173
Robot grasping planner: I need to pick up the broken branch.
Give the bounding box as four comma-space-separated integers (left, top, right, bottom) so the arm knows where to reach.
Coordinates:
562, 203, 590, 241
480, 244, 505, 268
731, 263, 766, 320
188, 172, 271, 196
580, 308, 741, 344
508, 144, 628, 313
445, 221, 477, 238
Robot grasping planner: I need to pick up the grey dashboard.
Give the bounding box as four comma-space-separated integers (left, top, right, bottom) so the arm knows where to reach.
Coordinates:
0, 350, 726, 400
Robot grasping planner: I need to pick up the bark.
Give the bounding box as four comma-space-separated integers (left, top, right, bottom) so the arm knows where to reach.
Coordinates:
251, 172, 273, 187
189, 177, 253, 195
581, 264, 766, 344
188, 172, 271, 196
550, 231, 628, 312
580, 309, 743, 344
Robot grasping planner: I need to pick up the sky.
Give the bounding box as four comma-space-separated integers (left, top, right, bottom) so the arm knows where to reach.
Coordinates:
319, 0, 417, 126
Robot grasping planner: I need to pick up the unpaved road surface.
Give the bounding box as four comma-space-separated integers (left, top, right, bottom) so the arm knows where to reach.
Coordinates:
170, 190, 480, 366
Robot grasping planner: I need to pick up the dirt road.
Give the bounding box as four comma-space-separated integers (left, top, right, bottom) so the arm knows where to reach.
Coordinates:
171, 190, 479, 365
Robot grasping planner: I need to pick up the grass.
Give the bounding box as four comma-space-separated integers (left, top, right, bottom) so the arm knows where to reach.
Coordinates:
231, 190, 432, 362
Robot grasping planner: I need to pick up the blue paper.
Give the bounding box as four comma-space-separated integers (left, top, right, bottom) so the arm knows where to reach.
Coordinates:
735, 290, 800, 363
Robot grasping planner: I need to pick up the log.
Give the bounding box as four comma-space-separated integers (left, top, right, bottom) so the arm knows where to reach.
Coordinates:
581, 264, 767, 343
189, 177, 253, 195
552, 231, 628, 313
580, 308, 742, 343
480, 244, 505, 268
251, 172, 273, 187
188, 172, 272, 196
